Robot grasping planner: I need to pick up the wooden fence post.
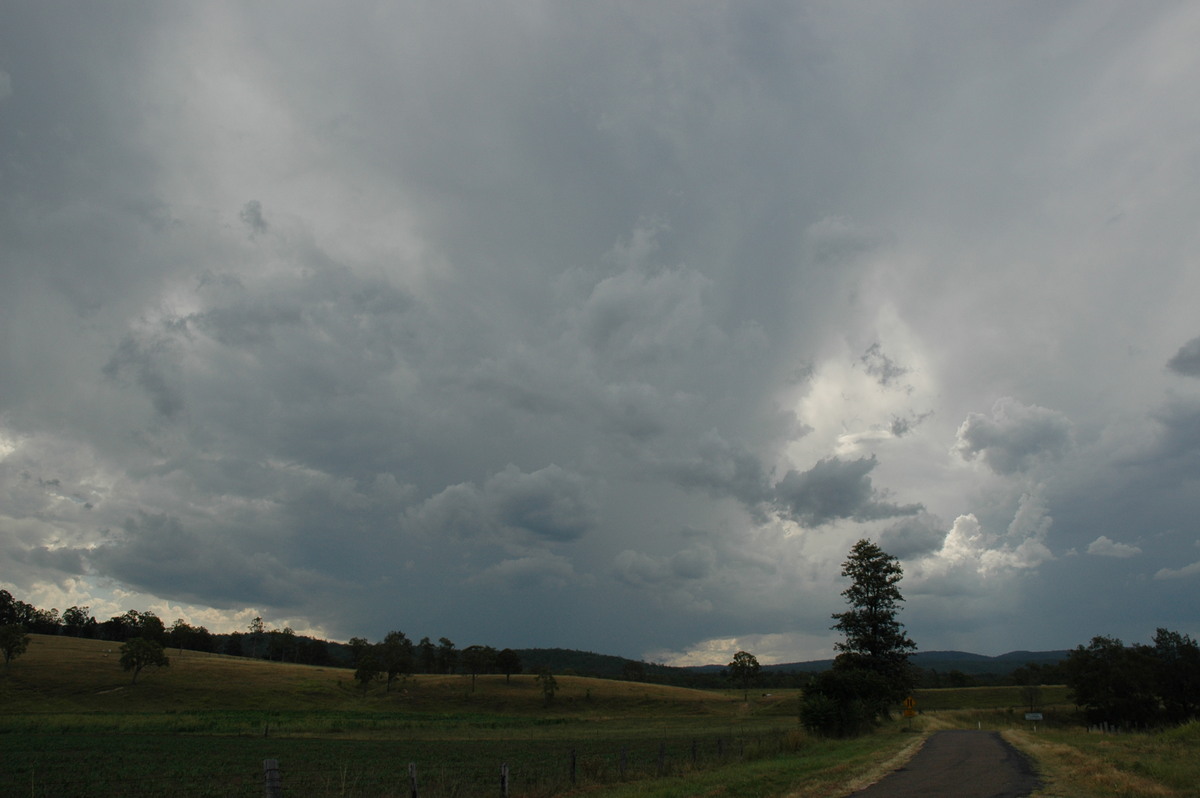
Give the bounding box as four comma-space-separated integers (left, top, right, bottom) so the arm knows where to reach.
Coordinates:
408, 762, 418, 798
657, 742, 666, 776
263, 759, 281, 798
500, 763, 509, 797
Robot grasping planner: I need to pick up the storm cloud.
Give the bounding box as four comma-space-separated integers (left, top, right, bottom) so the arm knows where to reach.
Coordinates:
1168, 336, 1200, 378
955, 398, 1073, 475
3, 2, 1200, 663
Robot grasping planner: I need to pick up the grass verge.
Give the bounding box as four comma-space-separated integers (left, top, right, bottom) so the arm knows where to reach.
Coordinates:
572, 725, 926, 798
914, 706, 1200, 798
1009, 720, 1200, 798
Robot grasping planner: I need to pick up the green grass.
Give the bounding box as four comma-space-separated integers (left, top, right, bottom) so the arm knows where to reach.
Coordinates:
579, 727, 924, 798
912, 684, 1072, 711
913, 706, 1200, 797
8, 636, 1193, 797
1008, 720, 1200, 797
1, 636, 901, 797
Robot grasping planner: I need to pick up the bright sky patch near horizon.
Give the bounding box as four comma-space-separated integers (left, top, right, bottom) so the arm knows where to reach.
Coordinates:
2, 2, 1199, 666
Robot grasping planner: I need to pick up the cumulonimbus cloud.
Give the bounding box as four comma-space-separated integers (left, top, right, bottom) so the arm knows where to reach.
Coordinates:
955, 397, 1073, 475
409, 464, 599, 544
772, 455, 922, 527
1167, 336, 1200, 378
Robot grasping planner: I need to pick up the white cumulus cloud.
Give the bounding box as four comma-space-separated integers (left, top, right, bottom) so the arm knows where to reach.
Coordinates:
1087, 536, 1142, 558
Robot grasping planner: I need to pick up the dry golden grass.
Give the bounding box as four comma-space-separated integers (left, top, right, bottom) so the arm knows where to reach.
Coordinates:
784, 730, 928, 798
864, 708, 1199, 797
0, 633, 782, 719
1006, 730, 1177, 798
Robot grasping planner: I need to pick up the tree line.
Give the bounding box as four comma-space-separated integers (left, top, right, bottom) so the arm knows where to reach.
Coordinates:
0, 590, 337, 667
344, 632, 528, 694
7, 544, 1198, 733
0, 589, 525, 681
1063, 629, 1200, 729
738, 539, 1200, 738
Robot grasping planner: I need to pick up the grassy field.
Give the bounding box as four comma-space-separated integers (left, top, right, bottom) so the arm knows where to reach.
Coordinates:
0, 635, 914, 797
913, 684, 1073, 712
1009, 721, 1200, 798
5, 635, 1197, 797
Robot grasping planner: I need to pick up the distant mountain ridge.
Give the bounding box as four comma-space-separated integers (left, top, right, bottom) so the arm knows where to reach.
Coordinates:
755, 649, 1071, 676
514, 647, 1070, 681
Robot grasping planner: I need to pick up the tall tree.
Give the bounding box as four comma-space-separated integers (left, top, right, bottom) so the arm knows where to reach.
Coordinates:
831, 539, 916, 695
248, 616, 267, 659
496, 648, 523, 683
417, 636, 437, 673
461, 645, 496, 691
348, 637, 380, 694
727, 650, 761, 700
1064, 635, 1158, 728
379, 631, 415, 692
103, 610, 166, 644
803, 539, 916, 736
1152, 628, 1200, 724
436, 637, 458, 674
62, 606, 97, 638
534, 666, 557, 706
0, 624, 31, 667
119, 637, 170, 684
0, 590, 14, 626
169, 619, 198, 653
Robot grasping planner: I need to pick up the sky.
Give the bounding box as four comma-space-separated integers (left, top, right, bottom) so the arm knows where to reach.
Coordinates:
2, 2, 1200, 666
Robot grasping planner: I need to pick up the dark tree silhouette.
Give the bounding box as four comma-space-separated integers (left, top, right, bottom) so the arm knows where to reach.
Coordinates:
803, 539, 916, 736
119, 637, 170, 684
727, 650, 761, 700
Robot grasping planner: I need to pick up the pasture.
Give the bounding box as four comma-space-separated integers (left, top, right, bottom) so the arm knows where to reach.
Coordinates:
1, 635, 911, 797
5, 635, 1197, 797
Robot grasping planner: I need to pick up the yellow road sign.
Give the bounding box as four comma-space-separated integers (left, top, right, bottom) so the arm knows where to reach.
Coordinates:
903, 696, 917, 709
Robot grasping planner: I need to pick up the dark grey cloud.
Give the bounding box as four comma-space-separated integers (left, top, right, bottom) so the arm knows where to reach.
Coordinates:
861, 343, 909, 388
877, 513, 947, 560
890, 411, 932, 438
658, 432, 772, 513
773, 456, 922, 527
239, 200, 268, 236
612, 544, 717, 589
1147, 398, 1200, 470
18, 544, 87, 575
410, 464, 598, 545
4, 2, 1200, 662
468, 553, 580, 592
955, 398, 1073, 475
1167, 336, 1200, 378
488, 464, 598, 543
102, 335, 185, 419
89, 511, 322, 608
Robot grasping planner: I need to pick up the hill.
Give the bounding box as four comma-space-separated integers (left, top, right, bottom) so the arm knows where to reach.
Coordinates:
681, 649, 1068, 678
0, 634, 745, 715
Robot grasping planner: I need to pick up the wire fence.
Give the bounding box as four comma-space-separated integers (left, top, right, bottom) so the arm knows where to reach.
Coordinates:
11, 729, 804, 797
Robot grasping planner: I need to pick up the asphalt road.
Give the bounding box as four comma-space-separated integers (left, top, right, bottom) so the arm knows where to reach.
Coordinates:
847, 730, 1041, 798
